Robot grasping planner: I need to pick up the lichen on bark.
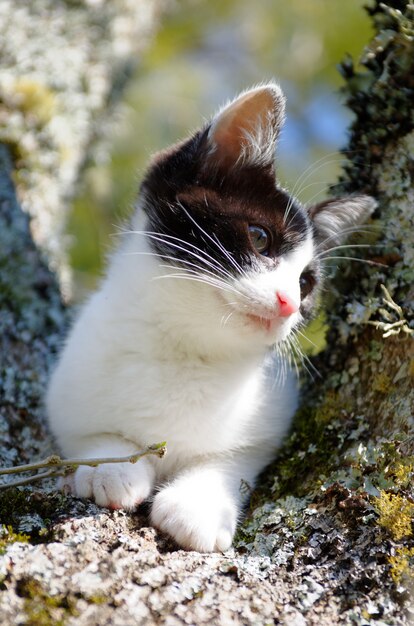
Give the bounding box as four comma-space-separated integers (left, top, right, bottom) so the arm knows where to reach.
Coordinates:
0, 145, 66, 472
0, 0, 161, 297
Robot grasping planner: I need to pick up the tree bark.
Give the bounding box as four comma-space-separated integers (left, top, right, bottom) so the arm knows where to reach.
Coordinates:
0, 1, 413, 625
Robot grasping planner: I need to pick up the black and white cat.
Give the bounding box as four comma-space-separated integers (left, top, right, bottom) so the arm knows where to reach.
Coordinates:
47, 83, 374, 552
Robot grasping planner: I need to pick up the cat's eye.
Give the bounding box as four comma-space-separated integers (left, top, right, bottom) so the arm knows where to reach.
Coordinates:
299, 271, 316, 299
248, 225, 271, 255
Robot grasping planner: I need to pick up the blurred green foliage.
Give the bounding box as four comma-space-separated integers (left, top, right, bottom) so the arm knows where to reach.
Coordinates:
68, 0, 372, 301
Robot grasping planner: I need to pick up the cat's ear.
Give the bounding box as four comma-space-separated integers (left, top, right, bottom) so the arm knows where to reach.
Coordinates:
308, 195, 377, 250
205, 83, 285, 172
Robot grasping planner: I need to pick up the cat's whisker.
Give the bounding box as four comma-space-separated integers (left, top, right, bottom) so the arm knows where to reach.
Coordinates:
156, 263, 234, 287
291, 151, 346, 188
126, 228, 237, 283
285, 150, 375, 225
200, 194, 248, 278
315, 243, 385, 261
154, 270, 246, 299
157, 264, 250, 300
295, 328, 319, 350
293, 159, 345, 199
125, 249, 239, 293
313, 224, 380, 253
283, 179, 330, 231
155, 226, 239, 281
290, 153, 345, 193
283, 194, 299, 227
290, 180, 330, 207
179, 202, 247, 278
284, 154, 347, 223
220, 310, 235, 328
303, 186, 333, 209
212, 232, 248, 279
145, 231, 237, 282
154, 272, 231, 291
317, 242, 383, 259
270, 344, 284, 389
280, 338, 297, 382
322, 256, 387, 267
289, 334, 321, 380
220, 299, 237, 306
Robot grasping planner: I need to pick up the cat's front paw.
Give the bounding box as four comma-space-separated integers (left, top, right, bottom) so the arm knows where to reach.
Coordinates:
64, 460, 155, 510
150, 482, 238, 552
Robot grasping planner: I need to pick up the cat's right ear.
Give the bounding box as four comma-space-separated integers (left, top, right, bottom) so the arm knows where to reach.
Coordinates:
204, 83, 286, 173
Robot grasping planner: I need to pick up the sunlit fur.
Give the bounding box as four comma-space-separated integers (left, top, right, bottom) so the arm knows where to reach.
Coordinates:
207, 82, 286, 169
47, 84, 375, 552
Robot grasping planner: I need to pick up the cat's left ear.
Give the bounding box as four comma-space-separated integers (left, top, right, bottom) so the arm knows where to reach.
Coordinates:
205, 82, 285, 172
308, 195, 377, 250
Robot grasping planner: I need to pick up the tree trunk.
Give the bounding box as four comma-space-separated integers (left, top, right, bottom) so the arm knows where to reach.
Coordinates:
0, 1, 413, 625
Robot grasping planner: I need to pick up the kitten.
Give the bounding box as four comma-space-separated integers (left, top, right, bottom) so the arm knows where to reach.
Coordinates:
46, 83, 374, 552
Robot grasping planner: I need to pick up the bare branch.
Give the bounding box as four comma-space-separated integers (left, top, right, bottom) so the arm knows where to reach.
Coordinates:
0, 442, 167, 490
365, 284, 413, 338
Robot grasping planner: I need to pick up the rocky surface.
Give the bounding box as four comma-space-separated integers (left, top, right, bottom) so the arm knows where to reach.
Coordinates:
0, 1, 413, 625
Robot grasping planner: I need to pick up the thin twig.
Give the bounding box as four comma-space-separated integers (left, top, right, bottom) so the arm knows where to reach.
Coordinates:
365, 284, 413, 338
0, 469, 65, 489
0, 442, 167, 490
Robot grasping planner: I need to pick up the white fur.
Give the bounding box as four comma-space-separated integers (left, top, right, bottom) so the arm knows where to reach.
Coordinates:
47, 208, 313, 552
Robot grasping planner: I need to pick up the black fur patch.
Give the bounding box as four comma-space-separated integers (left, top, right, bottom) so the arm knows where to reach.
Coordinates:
140, 129, 311, 279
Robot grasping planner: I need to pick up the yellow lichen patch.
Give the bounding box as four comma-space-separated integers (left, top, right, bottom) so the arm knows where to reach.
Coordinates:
372, 372, 392, 394
409, 359, 414, 379
374, 492, 414, 540
9, 78, 57, 124
390, 461, 414, 488
0, 524, 29, 554
388, 547, 414, 584
18, 577, 79, 626
314, 390, 342, 425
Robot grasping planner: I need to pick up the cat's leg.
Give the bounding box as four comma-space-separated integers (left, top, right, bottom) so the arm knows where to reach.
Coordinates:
61, 435, 155, 510
150, 450, 271, 552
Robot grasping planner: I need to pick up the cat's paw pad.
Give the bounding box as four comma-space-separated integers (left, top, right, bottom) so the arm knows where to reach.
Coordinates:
150, 484, 237, 552
69, 461, 153, 510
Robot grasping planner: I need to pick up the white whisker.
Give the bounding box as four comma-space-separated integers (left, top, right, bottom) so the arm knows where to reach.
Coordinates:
284, 153, 346, 223
322, 256, 387, 267
317, 243, 382, 259
125, 249, 244, 295
178, 201, 247, 278
146, 232, 237, 282
159, 264, 249, 299
314, 225, 380, 253
289, 334, 321, 380
153, 271, 246, 298
125, 228, 238, 283
295, 328, 319, 351
221, 310, 235, 328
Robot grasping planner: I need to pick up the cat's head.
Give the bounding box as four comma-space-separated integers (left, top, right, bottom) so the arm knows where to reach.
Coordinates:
137, 83, 375, 349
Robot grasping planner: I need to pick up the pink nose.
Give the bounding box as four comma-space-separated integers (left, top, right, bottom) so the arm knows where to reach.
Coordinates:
276, 291, 299, 317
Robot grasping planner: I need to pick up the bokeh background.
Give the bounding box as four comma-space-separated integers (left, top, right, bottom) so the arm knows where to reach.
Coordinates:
69, 0, 372, 309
